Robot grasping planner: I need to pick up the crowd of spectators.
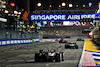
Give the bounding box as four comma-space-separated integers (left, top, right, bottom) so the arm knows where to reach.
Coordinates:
39, 26, 89, 38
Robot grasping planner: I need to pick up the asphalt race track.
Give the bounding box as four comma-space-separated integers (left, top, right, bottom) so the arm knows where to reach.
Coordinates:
0, 39, 84, 67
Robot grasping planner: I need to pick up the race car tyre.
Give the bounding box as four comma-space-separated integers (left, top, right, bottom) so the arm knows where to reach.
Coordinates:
75, 46, 78, 49
39, 50, 43, 53
65, 45, 68, 49
65, 45, 67, 48
61, 52, 64, 61
59, 41, 61, 43
35, 53, 40, 62
55, 53, 61, 62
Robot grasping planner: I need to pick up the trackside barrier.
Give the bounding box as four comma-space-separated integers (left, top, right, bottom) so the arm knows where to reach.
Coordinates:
39, 39, 55, 42
32, 38, 39, 43
0, 38, 39, 47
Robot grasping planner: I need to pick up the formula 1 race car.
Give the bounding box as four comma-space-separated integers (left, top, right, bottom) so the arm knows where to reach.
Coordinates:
65, 42, 78, 49
35, 49, 64, 62
77, 38, 84, 41
59, 38, 68, 43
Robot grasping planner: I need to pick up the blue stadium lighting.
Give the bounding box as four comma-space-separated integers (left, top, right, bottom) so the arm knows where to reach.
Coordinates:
88, 2, 92, 7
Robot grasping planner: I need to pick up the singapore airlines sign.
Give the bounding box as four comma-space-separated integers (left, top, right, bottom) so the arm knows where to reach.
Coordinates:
30, 14, 66, 21
31, 15, 66, 21
29, 13, 99, 21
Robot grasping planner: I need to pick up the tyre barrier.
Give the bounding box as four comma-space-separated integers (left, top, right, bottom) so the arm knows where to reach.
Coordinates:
0, 38, 39, 47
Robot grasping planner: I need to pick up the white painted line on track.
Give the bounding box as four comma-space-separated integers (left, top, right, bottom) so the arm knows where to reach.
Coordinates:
93, 56, 100, 59
92, 52, 100, 55
6, 64, 50, 67
78, 40, 86, 67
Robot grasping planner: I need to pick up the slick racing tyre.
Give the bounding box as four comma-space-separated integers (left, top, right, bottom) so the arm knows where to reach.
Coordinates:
65, 45, 68, 49
35, 53, 40, 62
55, 53, 61, 62
75, 46, 78, 49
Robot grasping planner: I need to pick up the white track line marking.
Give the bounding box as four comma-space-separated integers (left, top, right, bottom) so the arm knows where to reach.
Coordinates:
78, 40, 86, 67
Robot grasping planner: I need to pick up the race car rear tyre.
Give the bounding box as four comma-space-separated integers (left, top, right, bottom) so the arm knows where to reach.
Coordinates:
55, 54, 61, 62
39, 50, 43, 53
65, 45, 68, 49
75, 46, 78, 49
59, 41, 61, 43
35, 53, 40, 62
61, 53, 64, 61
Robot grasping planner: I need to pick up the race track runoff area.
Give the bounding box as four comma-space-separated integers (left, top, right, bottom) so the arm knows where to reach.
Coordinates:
81, 39, 100, 67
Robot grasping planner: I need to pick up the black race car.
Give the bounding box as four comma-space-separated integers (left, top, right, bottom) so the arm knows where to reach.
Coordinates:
77, 38, 84, 41
35, 49, 64, 62
59, 38, 68, 43
65, 42, 78, 49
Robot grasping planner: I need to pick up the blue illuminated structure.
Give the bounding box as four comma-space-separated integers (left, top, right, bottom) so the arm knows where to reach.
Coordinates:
29, 13, 100, 21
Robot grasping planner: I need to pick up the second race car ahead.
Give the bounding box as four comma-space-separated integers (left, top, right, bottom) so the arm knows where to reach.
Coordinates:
77, 38, 84, 41
65, 42, 78, 49
59, 38, 68, 43
35, 49, 64, 62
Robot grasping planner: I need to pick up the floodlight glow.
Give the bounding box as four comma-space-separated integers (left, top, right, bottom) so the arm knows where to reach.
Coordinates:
62, 2, 66, 6
0, 17, 7, 22
89, 32, 93, 36
69, 4, 73, 8
59, 5, 61, 7
49, 5, 52, 7
18, 12, 21, 14
37, 3, 41, 7
76, 5, 78, 7
14, 10, 18, 14
83, 4, 85, 7
4, 10, 9, 13
88, 2, 92, 7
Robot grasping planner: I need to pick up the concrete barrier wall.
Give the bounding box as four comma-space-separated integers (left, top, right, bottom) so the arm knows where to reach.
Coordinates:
0, 38, 39, 47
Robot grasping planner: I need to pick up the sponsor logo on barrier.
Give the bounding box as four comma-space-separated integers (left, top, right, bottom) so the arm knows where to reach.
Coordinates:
0, 39, 36, 46
0, 41, 1, 45
70, 21, 94, 26
7, 41, 10, 44
2, 41, 6, 45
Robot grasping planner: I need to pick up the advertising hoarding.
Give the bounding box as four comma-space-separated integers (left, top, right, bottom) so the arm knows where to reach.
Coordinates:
29, 13, 99, 21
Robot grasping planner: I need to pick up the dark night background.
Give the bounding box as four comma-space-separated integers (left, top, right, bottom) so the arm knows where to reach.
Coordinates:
8, 0, 100, 13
